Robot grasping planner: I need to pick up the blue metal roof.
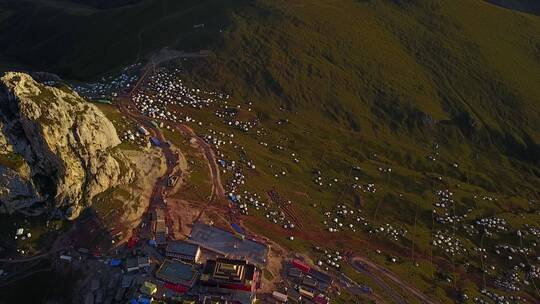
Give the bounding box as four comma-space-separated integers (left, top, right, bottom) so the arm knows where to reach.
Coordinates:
138, 297, 151, 304
150, 137, 161, 146
110, 259, 122, 267
231, 223, 244, 235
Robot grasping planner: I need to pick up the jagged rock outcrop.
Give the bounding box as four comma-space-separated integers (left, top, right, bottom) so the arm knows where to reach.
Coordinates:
0, 72, 133, 219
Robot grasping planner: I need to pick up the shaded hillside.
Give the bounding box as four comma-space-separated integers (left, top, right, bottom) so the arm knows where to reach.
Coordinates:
0, 0, 246, 78
59, 0, 143, 9
486, 0, 540, 15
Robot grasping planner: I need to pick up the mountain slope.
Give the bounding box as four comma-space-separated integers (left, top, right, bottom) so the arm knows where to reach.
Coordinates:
188, 0, 540, 186
2, 0, 537, 229
1, 0, 539, 301
184, 4, 540, 300
0, 0, 246, 78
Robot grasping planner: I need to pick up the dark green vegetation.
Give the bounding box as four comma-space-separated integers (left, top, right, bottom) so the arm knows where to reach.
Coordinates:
1, 0, 540, 302
0, 0, 247, 79
195, 0, 540, 194
60, 0, 142, 9
0, 213, 68, 257
0, 261, 79, 304
207, 0, 539, 168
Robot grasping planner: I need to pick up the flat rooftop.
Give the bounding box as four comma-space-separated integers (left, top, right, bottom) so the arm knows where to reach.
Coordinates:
189, 223, 268, 265
167, 240, 199, 257
156, 259, 198, 286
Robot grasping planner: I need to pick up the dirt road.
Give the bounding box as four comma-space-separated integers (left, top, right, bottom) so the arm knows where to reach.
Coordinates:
175, 124, 225, 202
351, 256, 439, 304
119, 82, 227, 242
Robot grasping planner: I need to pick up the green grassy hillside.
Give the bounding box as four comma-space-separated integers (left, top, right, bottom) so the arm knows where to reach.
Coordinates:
181, 1, 540, 300
188, 0, 540, 191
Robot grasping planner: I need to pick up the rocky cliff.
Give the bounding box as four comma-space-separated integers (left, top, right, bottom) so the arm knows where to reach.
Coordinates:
0, 72, 133, 219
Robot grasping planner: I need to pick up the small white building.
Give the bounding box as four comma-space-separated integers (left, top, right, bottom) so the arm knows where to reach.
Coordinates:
60, 255, 73, 263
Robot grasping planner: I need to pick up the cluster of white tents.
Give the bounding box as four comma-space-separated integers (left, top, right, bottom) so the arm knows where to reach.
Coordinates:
375, 223, 407, 241
475, 217, 508, 235
355, 183, 376, 194
131, 68, 227, 123
316, 249, 343, 271
524, 224, 540, 238
432, 230, 466, 256
430, 185, 540, 301
475, 288, 524, 304
433, 189, 471, 226
494, 266, 522, 292
121, 128, 150, 147
73, 64, 139, 98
